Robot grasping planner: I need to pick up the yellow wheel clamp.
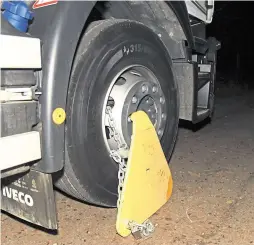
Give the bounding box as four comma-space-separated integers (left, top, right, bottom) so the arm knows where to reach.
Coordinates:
116, 111, 173, 238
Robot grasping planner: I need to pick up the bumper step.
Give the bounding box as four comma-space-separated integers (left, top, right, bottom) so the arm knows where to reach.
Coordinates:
174, 62, 214, 123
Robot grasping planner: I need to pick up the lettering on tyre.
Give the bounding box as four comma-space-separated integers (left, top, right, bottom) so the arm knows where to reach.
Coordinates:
122, 44, 151, 56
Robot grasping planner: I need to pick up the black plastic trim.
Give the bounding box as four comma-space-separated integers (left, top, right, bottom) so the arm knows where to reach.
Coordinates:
167, 1, 194, 49
29, 2, 96, 173
193, 37, 208, 54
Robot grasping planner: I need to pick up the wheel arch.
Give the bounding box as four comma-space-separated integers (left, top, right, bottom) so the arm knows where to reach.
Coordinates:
166, 1, 194, 49
29, 1, 193, 173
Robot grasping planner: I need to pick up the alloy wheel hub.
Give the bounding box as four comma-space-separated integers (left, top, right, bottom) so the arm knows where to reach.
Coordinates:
103, 66, 167, 152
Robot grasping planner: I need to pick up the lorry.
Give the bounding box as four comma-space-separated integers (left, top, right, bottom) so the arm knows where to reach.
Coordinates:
0, 0, 220, 230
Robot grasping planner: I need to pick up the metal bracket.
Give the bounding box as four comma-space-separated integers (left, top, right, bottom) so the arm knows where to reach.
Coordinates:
0, 87, 41, 102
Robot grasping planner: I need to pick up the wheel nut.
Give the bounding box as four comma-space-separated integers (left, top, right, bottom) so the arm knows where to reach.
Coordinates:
132, 96, 138, 104
151, 114, 155, 119
162, 113, 166, 119
152, 86, 157, 93
128, 116, 132, 122
160, 97, 165, 104
146, 98, 153, 105
141, 85, 148, 93
158, 129, 162, 136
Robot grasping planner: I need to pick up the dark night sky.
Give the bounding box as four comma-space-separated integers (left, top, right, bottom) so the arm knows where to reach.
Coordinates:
207, 1, 254, 85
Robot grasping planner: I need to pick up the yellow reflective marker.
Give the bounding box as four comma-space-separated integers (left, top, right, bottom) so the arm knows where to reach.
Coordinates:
52, 108, 66, 125
116, 111, 173, 237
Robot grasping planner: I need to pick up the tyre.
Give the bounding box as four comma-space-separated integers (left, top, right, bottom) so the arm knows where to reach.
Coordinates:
56, 19, 179, 207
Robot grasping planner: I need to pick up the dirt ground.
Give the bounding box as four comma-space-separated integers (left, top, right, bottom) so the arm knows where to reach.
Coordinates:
2, 88, 254, 245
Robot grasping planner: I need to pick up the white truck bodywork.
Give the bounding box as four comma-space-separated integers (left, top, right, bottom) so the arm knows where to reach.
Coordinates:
0, 35, 42, 172
186, 0, 215, 23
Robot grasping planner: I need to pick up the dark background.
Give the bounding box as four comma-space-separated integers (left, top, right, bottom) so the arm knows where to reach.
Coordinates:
207, 1, 254, 89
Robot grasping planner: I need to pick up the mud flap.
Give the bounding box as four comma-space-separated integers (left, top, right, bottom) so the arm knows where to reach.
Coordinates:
1, 169, 57, 229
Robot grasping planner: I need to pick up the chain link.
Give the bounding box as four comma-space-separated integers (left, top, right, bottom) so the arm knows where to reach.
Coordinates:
106, 106, 127, 208
106, 106, 127, 149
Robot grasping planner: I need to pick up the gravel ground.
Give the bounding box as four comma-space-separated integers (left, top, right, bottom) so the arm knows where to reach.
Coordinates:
2, 89, 254, 245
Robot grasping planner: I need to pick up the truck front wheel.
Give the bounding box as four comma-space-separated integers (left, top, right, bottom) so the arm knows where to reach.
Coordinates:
56, 19, 179, 206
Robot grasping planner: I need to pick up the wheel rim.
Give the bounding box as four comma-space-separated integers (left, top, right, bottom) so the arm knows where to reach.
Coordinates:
102, 65, 167, 152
